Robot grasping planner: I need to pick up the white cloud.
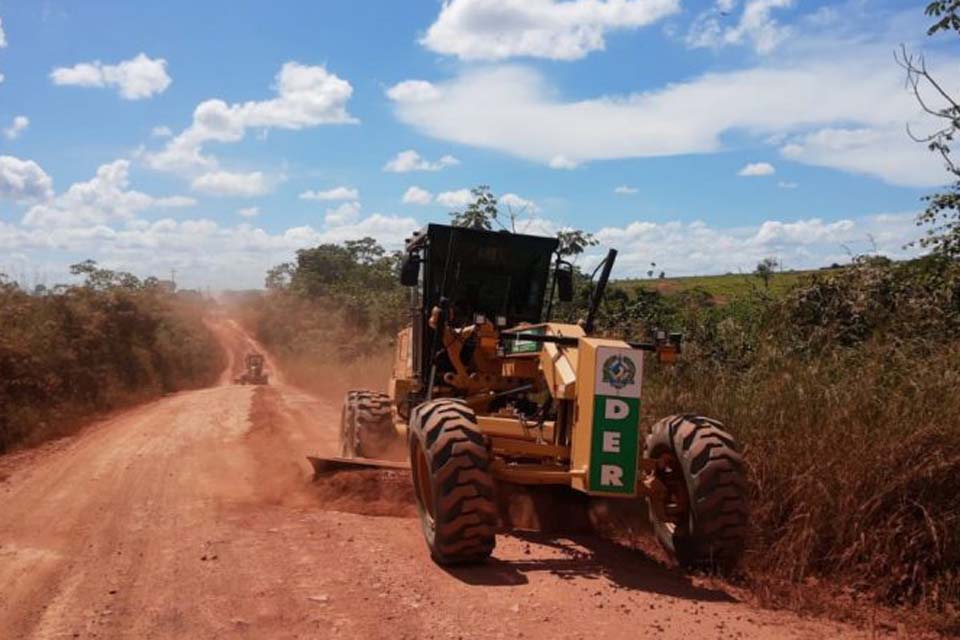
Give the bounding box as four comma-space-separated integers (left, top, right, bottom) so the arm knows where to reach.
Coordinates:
237, 207, 260, 218
151, 125, 173, 138
3, 116, 29, 140
436, 189, 473, 208
299, 186, 359, 201
593, 212, 921, 278
421, 0, 680, 61
50, 53, 172, 100
0, 212, 420, 289
383, 149, 460, 173
500, 192, 539, 213
778, 180, 798, 189
191, 171, 270, 197
0, 17, 6, 48
386, 80, 442, 103
687, 0, 793, 54
22, 159, 193, 227
614, 185, 638, 195
780, 127, 945, 188
0, 156, 54, 201
738, 161, 775, 176
548, 155, 579, 170
324, 201, 362, 226
146, 62, 356, 175
387, 42, 953, 186
402, 186, 433, 205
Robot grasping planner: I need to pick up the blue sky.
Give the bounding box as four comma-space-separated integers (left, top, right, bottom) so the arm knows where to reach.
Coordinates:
0, 0, 957, 288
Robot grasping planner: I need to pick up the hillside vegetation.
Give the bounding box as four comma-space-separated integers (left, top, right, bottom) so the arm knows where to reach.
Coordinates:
0, 261, 225, 453
616, 269, 818, 300
243, 240, 959, 630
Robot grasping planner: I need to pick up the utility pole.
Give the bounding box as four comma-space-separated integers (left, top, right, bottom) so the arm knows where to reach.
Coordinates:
170, 268, 177, 288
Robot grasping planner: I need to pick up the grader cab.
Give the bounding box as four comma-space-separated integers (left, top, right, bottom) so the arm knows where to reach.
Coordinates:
314, 224, 748, 571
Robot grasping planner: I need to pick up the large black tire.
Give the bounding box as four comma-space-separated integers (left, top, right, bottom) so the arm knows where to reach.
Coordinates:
339, 390, 397, 458
408, 399, 497, 565
645, 414, 748, 573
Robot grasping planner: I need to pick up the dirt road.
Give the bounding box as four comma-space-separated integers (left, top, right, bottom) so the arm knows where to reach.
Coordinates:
0, 320, 889, 639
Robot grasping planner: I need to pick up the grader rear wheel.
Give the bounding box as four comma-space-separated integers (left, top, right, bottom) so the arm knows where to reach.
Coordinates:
339, 391, 398, 459
645, 414, 749, 573
409, 399, 497, 565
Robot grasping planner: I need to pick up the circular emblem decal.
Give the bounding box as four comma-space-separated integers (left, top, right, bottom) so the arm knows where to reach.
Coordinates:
602, 354, 637, 390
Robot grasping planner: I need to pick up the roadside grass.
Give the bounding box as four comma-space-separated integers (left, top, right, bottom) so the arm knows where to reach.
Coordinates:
636, 256, 960, 633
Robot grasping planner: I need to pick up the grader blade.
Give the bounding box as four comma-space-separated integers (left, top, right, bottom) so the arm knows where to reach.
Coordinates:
307, 455, 409, 477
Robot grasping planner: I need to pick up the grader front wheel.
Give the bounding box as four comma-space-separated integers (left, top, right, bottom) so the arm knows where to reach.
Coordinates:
645, 415, 749, 573
409, 399, 497, 565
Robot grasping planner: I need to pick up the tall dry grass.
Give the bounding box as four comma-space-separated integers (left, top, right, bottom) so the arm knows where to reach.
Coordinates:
639, 256, 960, 629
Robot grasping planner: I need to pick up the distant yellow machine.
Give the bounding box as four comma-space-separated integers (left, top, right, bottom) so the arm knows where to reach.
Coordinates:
235, 352, 269, 385
312, 224, 747, 571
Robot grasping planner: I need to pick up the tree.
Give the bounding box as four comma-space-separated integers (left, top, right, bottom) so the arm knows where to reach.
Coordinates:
450, 185, 498, 230
69, 260, 142, 290
265, 262, 295, 290
899, 4, 960, 256
556, 229, 598, 258
345, 237, 385, 265
755, 257, 779, 289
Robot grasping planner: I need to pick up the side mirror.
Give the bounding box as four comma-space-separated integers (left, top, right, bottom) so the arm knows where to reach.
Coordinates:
556, 267, 574, 302
399, 253, 420, 286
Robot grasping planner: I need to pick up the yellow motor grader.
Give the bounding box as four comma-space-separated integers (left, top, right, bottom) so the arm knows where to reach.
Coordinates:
235, 352, 269, 385
311, 224, 748, 571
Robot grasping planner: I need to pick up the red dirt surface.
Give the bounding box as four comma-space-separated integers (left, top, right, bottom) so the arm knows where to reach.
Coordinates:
0, 318, 909, 639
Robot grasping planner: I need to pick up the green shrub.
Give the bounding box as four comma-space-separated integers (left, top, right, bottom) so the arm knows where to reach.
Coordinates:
0, 265, 225, 452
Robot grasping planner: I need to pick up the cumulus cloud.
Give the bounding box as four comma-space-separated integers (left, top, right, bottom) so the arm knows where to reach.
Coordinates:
191, 171, 270, 197
435, 189, 473, 208
0, 17, 6, 48
386, 80, 442, 103
299, 186, 359, 201
383, 150, 460, 173
237, 207, 260, 218
0, 156, 54, 201
146, 62, 356, 175
500, 193, 539, 213
738, 161, 775, 176
0, 212, 420, 289
151, 125, 173, 138
614, 185, 638, 195
548, 155, 579, 170
387, 43, 952, 186
421, 0, 680, 61
324, 201, 362, 226
22, 159, 194, 227
402, 186, 433, 205
50, 53, 172, 100
3, 115, 29, 140
593, 212, 921, 278
687, 0, 793, 54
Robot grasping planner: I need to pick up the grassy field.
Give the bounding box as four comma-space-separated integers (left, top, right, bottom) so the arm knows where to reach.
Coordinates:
616, 268, 822, 300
